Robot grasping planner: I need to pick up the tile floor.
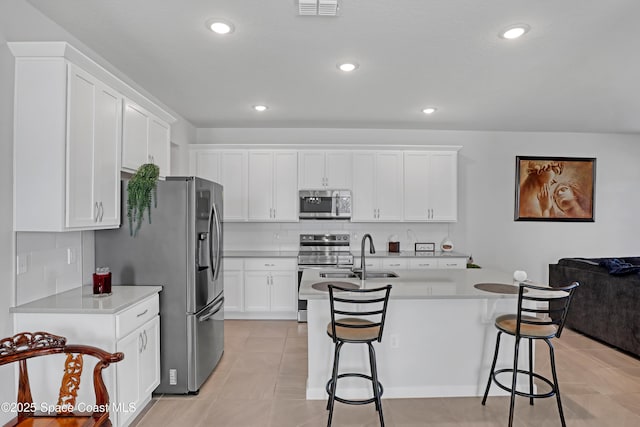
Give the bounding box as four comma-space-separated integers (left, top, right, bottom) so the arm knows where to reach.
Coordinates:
132, 320, 640, 426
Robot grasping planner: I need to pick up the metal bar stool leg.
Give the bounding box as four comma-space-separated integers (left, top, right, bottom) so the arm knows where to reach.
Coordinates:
528, 337, 534, 406
327, 341, 343, 426
508, 337, 521, 427
368, 342, 385, 427
482, 331, 502, 405
547, 339, 567, 427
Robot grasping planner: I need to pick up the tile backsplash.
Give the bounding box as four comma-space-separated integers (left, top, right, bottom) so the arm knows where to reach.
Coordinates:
223, 221, 459, 253
15, 231, 87, 305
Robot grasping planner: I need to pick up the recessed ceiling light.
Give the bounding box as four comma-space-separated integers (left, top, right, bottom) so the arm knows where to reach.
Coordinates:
500, 24, 530, 39
337, 62, 359, 72
422, 107, 437, 115
206, 19, 235, 35
253, 105, 268, 112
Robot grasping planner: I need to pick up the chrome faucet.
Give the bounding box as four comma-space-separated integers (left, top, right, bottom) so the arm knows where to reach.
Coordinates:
360, 233, 376, 280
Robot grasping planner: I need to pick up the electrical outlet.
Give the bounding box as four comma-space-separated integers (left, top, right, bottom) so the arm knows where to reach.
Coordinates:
16, 254, 28, 275
390, 334, 399, 349
67, 248, 76, 264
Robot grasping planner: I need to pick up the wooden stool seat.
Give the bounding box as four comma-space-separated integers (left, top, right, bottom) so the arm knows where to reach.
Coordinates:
326, 317, 380, 341
495, 314, 559, 338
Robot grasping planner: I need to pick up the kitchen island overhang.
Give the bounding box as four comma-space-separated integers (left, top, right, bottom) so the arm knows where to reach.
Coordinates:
300, 268, 533, 400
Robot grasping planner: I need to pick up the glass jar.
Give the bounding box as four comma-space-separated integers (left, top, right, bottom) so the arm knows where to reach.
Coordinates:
93, 267, 112, 296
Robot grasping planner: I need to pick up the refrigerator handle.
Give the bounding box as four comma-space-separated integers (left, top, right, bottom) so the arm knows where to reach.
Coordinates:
209, 202, 222, 281
199, 297, 224, 322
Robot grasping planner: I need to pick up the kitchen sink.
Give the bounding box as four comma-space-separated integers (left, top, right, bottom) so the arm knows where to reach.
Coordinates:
319, 270, 398, 279
359, 271, 399, 279
319, 271, 358, 279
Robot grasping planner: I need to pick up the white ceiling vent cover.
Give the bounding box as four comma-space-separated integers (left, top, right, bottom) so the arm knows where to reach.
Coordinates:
298, 0, 338, 16
318, 0, 338, 16
298, 0, 318, 16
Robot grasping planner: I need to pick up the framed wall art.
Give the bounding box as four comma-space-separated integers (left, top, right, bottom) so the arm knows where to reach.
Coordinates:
515, 156, 596, 222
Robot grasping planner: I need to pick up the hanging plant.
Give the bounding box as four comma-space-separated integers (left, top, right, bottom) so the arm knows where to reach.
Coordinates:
127, 163, 160, 237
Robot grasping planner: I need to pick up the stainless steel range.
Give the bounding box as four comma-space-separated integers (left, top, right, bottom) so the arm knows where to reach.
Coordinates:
297, 233, 354, 322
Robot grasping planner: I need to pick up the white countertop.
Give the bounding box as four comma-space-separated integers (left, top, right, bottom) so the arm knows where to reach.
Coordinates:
10, 285, 163, 314
299, 268, 519, 300
223, 250, 299, 258
352, 250, 468, 258
223, 250, 467, 259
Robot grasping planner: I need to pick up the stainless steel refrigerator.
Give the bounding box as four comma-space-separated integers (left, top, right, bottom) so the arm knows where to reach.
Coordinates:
95, 176, 224, 394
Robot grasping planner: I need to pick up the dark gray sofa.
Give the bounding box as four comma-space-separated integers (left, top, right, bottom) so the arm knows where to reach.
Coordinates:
549, 257, 640, 358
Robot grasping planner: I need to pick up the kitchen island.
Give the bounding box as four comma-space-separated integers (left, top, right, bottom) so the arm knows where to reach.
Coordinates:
299, 268, 530, 400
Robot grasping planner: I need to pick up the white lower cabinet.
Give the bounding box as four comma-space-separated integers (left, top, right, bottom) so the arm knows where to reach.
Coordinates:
224, 258, 297, 319
355, 256, 467, 270
223, 259, 244, 314
12, 291, 160, 427
116, 315, 160, 427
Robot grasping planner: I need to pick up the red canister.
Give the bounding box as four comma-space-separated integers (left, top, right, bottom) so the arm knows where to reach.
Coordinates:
93, 267, 112, 296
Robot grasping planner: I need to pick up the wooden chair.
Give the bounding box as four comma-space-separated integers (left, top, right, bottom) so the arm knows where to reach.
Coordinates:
0, 331, 124, 427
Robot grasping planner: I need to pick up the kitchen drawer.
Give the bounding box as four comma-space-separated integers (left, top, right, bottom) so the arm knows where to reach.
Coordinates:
116, 295, 159, 339
353, 258, 382, 269
382, 258, 408, 270
244, 258, 297, 271
437, 258, 467, 269
224, 258, 244, 270
409, 258, 438, 269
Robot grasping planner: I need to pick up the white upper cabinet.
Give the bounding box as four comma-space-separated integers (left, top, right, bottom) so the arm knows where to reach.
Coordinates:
352, 151, 403, 221
66, 65, 122, 229
298, 151, 352, 189
122, 98, 171, 178
12, 52, 122, 231
403, 151, 458, 222
192, 150, 248, 221
10, 41, 176, 231
247, 151, 298, 222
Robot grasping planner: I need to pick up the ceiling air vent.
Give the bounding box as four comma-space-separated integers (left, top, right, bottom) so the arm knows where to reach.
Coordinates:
318, 0, 338, 16
298, 0, 339, 16
298, 0, 318, 16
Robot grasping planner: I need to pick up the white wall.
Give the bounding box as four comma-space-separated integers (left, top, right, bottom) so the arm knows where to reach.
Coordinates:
197, 127, 640, 282
0, 29, 16, 425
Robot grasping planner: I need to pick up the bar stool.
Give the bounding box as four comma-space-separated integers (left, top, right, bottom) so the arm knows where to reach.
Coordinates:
325, 284, 392, 427
481, 281, 579, 427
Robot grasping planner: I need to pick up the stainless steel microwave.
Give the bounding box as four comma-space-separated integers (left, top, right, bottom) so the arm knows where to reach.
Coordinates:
299, 190, 351, 219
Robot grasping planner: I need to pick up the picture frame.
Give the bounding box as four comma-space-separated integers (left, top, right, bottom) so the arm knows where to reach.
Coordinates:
415, 242, 435, 252
515, 156, 596, 222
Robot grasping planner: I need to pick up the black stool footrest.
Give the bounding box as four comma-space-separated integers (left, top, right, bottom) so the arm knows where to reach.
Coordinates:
326, 373, 384, 406
492, 368, 557, 399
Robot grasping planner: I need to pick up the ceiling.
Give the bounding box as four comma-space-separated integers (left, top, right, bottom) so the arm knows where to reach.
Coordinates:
25, 0, 640, 133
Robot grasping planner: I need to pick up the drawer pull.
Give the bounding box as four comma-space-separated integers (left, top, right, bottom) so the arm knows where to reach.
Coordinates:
136, 309, 149, 318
